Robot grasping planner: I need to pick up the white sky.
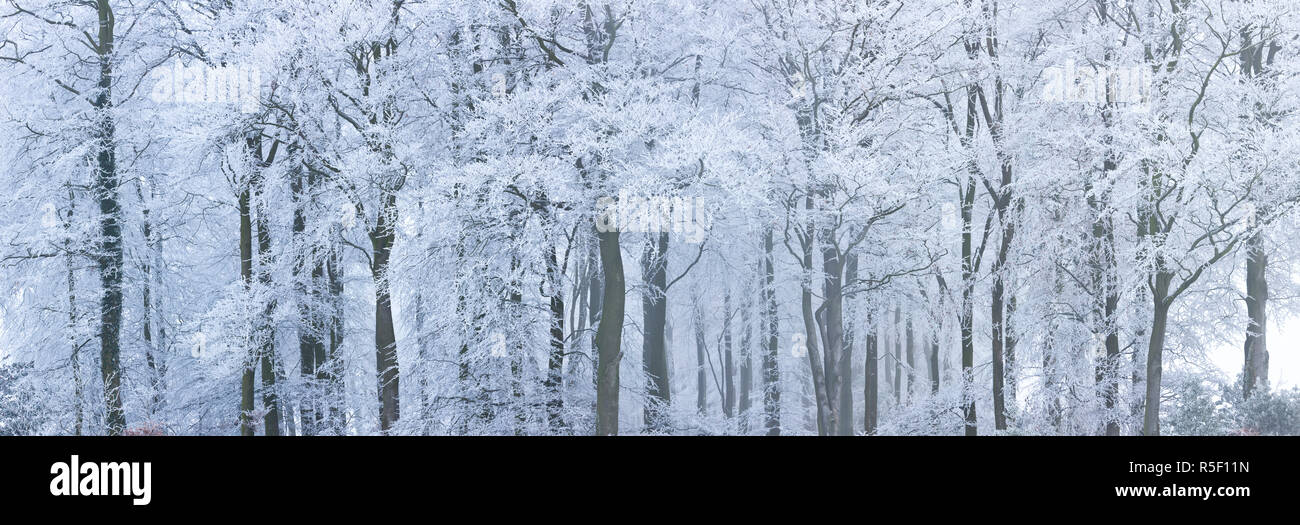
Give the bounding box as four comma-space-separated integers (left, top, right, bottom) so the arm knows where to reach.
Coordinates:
1211, 315, 1296, 390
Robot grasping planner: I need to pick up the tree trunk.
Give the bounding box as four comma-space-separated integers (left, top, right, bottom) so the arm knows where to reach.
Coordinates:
1240, 31, 1276, 400
800, 195, 831, 435
641, 232, 670, 429
929, 333, 940, 395
739, 275, 754, 433
991, 267, 1007, 431
293, 164, 327, 436
818, 243, 844, 434
695, 305, 707, 416
904, 315, 914, 404
1143, 284, 1171, 436
960, 174, 978, 436
326, 240, 345, 433
253, 160, 280, 437
65, 188, 83, 435
594, 229, 624, 435
238, 181, 255, 436
546, 245, 567, 431
1243, 208, 1269, 401
93, 0, 126, 436
761, 228, 781, 435
837, 254, 857, 436
371, 192, 400, 432
723, 291, 736, 419
864, 320, 878, 434
893, 306, 901, 406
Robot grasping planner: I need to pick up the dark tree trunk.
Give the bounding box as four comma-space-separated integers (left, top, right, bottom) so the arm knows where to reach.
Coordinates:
65, 188, 84, 435
1243, 212, 1269, 400
893, 306, 901, 406
761, 228, 781, 435
1240, 31, 1276, 400
905, 315, 914, 404
641, 232, 670, 429
238, 182, 255, 436
723, 291, 736, 420
960, 173, 978, 436
837, 254, 857, 436
254, 161, 279, 437
863, 323, 878, 434
929, 333, 940, 395
93, 0, 126, 435
594, 229, 625, 435
991, 266, 1007, 431
546, 245, 567, 430
739, 274, 754, 433
371, 192, 400, 432
1144, 286, 1171, 436
695, 306, 707, 416
326, 241, 345, 433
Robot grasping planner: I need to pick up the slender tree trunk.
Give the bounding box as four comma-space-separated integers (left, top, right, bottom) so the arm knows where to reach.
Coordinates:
1240, 31, 1276, 400
837, 254, 857, 436
1143, 286, 1171, 436
723, 291, 736, 420
761, 228, 780, 435
641, 232, 670, 429
546, 245, 567, 431
905, 315, 914, 404
892, 306, 901, 406
864, 319, 878, 434
65, 188, 83, 435
293, 164, 327, 436
695, 305, 707, 416
326, 240, 345, 433
1243, 209, 1269, 400
929, 333, 940, 395
594, 228, 624, 435
739, 275, 754, 433
254, 166, 280, 436
140, 194, 163, 417
959, 174, 978, 436
1093, 29, 1121, 435
370, 192, 400, 432
801, 196, 831, 435
93, 0, 126, 435
238, 180, 255, 436
991, 263, 1007, 431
